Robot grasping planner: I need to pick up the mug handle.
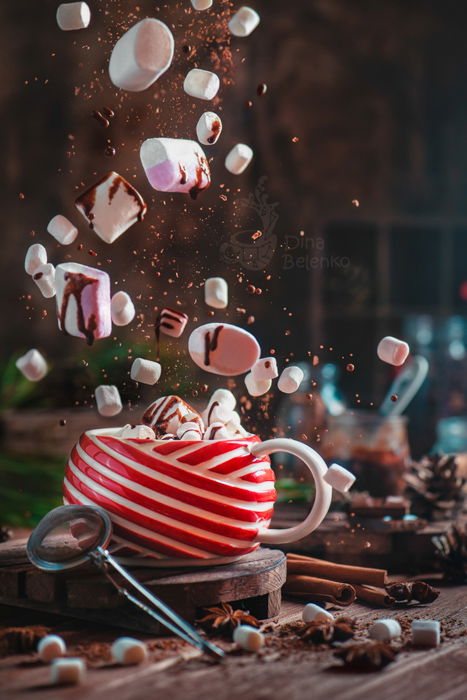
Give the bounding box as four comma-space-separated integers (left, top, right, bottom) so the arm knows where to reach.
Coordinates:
250, 438, 333, 545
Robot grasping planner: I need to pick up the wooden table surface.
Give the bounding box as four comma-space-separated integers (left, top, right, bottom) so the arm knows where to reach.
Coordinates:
1, 583, 466, 700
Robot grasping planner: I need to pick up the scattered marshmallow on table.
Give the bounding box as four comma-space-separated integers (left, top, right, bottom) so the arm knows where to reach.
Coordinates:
369, 619, 402, 642
33, 263, 56, 299
251, 357, 278, 381
177, 421, 203, 440
188, 323, 261, 376
278, 365, 304, 394
411, 620, 440, 647
323, 463, 356, 493
95, 385, 122, 417
130, 358, 161, 385
184, 69, 220, 100
16, 349, 48, 382
245, 371, 271, 397
111, 637, 148, 665
157, 307, 189, 338
228, 6, 260, 37
191, 0, 213, 9
37, 635, 66, 662
111, 291, 135, 327
377, 336, 410, 366
109, 19, 174, 92
302, 603, 334, 624
24, 244, 47, 276
233, 625, 264, 652
196, 112, 223, 145
205, 277, 228, 309
225, 144, 253, 174
75, 171, 147, 244
120, 424, 156, 440
140, 138, 211, 195
50, 658, 86, 685
47, 215, 78, 245
56, 3, 91, 31
55, 263, 112, 343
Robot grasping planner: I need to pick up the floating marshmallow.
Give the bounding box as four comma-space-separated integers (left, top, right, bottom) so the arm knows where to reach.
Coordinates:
302, 603, 334, 624
33, 263, 56, 299
196, 112, 223, 145
189, 323, 260, 376
205, 277, 228, 309
184, 69, 220, 101
109, 19, 174, 92
278, 366, 304, 394
111, 637, 148, 665
323, 463, 356, 493
140, 138, 211, 196
204, 421, 232, 440
233, 625, 264, 652
50, 658, 86, 685
16, 349, 48, 382
55, 263, 111, 344
369, 619, 402, 642
95, 385, 122, 417
191, 0, 213, 9
47, 215, 78, 245
225, 144, 253, 174
143, 395, 202, 435
229, 7, 260, 37
75, 171, 147, 244
251, 357, 278, 381
56, 3, 91, 31
120, 424, 156, 440
377, 336, 410, 366
24, 243, 47, 275
245, 371, 271, 397
37, 635, 66, 662
411, 620, 440, 647
111, 291, 135, 327
130, 358, 161, 385
157, 307, 189, 338
177, 421, 203, 440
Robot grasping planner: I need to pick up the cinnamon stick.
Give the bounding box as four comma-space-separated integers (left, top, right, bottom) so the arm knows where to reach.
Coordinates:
287, 553, 387, 588
354, 584, 395, 608
283, 574, 356, 606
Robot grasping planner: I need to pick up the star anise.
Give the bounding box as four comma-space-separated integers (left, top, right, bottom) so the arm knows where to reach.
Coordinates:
334, 641, 397, 670
197, 603, 259, 637
299, 617, 355, 645
385, 581, 439, 604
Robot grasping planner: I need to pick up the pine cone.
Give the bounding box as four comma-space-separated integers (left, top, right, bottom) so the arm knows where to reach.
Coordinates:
405, 454, 466, 520
0, 526, 12, 543
432, 523, 467, 584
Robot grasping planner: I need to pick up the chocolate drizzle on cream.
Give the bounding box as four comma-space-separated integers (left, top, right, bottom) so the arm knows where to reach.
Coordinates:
58, 272, 98, 346
204, 325, 224, 366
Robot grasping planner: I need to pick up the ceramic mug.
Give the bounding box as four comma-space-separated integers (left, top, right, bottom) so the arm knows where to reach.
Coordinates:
63, 428, 352, 566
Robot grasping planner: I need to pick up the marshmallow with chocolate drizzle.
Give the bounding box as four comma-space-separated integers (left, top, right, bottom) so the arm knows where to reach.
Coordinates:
142, 395, 203, 437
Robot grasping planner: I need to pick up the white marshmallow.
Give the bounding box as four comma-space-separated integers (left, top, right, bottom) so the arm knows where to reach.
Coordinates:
141, 139, 211, 196
196, 112, 223, 145
188, 323, 261, 376
33, 263, 56, 298
182, 411, 206, 432
324, 463, 356, 493
204, 422, 232, 440
226, 411, 249, 437
369, 619, 402, 642
120, 424, 156, 440
37, 635, 66, 662
184, 69, 220, 100
233, 625, 264, 652
109, 19, 174, 92
47, 215, 78, 245
16, 349, 48, 382
111, 291, 136, 327
75, 171, 147, 244
177, 421, 203, 441
143, 396, 203, 435
245, 372, 271, 397
251, 357, 278, 381
191, 0, 213, 9
228, 7, 260, 37
205, 277, 228, 309
377, 336, 410, 366
95, 385, 122, 417
111, 637, 148, 665
56, 3, 91, 31
278, 366, 304, 394
302, 603, 334, 624
225, 144, 253, 174
411, 620, 440, 647
24, 243, 47, 275
210, 388, 237, 411
130, 358, 161, 385
50, 658, 86, 685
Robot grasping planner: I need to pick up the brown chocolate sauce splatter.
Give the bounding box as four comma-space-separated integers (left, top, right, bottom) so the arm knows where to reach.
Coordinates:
58, 272, 98, 346
179, 163, 187, 185
207, 120, 221, 144
189, 153, 211, 200
204, 325, 224, 366
92, 110, 110, 128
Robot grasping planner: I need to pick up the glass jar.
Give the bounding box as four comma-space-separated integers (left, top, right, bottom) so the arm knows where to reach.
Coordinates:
321, 411, 411, 496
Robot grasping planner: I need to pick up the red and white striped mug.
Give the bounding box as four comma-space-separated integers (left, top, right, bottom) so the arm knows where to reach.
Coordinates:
63, 429, 346, 566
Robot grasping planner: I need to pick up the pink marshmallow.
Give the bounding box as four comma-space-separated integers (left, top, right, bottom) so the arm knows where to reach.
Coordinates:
140, 138, 211, 197
188, 322, 261, 376
377, 336, 410, 366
